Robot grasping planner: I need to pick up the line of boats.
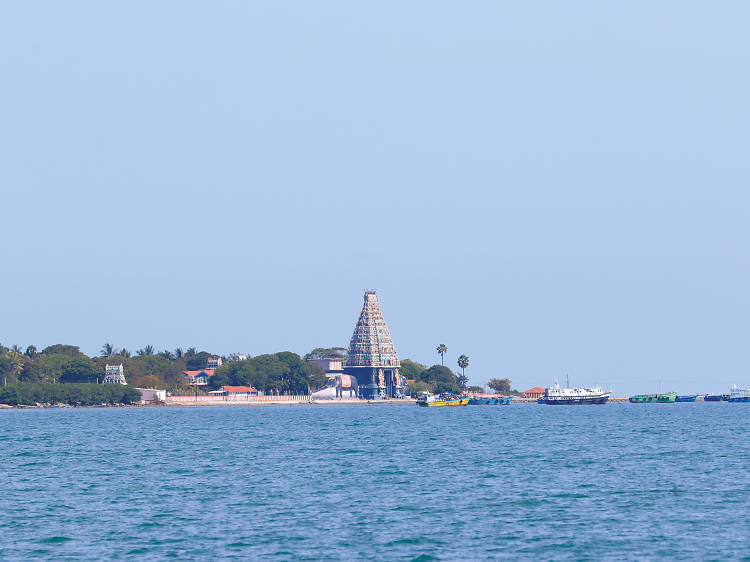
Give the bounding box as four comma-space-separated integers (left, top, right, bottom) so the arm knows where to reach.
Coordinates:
416, 393, 513, 407
415, 384, 750, 407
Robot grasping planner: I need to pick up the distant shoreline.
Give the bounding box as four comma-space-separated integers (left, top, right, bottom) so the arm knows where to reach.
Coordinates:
1, 397, 637, 409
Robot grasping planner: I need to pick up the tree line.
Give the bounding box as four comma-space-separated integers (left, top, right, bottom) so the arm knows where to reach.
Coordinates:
0, 342, 518, 398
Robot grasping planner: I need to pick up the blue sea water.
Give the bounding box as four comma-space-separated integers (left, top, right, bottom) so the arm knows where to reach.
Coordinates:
1, 403, 749, 560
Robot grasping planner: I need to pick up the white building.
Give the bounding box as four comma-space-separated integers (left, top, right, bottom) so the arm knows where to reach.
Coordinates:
103, 364, 127, 385
206, 357, 223, 370
137, 388, 166, 402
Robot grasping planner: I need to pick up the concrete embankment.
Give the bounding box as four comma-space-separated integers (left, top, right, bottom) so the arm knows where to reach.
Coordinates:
164, 397, 418, 406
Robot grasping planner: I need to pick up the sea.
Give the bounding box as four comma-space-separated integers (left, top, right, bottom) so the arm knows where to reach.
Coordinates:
2, 403, 749, 560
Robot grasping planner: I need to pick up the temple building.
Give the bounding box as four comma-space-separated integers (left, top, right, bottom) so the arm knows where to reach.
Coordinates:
103, 364, 127, 385
344, 291, 404, 399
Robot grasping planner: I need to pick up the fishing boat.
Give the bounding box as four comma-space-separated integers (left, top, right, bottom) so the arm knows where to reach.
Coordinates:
629, 392, 677, 403
704, 394, 729, 402
469, 396, 513, 405
675, 395, 697, 402
537, 380, 610, 405
727, 385, 750, 403
416, 392, 470, 407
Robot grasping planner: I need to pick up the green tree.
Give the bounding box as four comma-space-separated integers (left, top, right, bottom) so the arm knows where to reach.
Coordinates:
20, 361, 43, 383
488, 378, 511, 393
400, 359, 427, 382
467, 385, 484, 393
185, 351, 211, 370
25, 345, 37, 359
101, 343, 115, 357
59, 357, 97, 383
303, 347, 347, 360
422, 365, 460, 394
41, 344, 82, 357
174, 348, 183, 359
436, 344, 448, 366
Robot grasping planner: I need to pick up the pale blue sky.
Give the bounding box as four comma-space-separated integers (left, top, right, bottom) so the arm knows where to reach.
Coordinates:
2, 2, 749, 394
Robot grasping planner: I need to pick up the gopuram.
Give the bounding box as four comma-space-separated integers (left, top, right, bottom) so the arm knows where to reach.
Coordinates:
344, 291, 404, 399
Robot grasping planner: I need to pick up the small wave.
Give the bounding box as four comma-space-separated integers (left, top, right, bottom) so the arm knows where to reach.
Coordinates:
39, 536, 72, 544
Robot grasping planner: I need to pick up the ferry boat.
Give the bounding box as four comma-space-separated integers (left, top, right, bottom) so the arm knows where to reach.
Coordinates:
629, 392, 677, 403
675, 395, 697, 402
727, 385, 750, 403
537, 380, 611, 405
469, 396, 513, 405
416, 392, 470, 407
704, 394, 729, 402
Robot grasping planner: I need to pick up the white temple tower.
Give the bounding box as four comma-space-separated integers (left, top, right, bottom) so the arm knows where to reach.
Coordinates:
103, 364, 127, 385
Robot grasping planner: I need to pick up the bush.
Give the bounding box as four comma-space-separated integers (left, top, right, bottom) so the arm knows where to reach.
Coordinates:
0, 383, 141, 406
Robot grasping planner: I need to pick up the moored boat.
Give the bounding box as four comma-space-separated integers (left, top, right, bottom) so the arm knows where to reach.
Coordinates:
416, 392, 470, 407
629, 392, 677, 403
675, 395, 697, 402
537, 380, 611, 405
727, 385, 750, 403
469, 396, 513, 405
704, 394, 729, 402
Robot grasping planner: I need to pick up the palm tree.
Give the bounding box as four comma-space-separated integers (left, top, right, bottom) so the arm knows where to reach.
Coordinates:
119, 348, 131, 358
457, 355, 469, 377
160, 350, 175, 360
436, 344, 448, 366
101, 343, 115, 357
137, 345, 155, 356
11, 344, 22, 354
185, 347, 197, 358
174, 348, 183, 359
25, 345, 37, 359
457, 355, 469, 390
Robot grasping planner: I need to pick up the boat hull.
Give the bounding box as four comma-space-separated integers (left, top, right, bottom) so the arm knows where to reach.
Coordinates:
417, 397, 470, 407
538, 394, 610, 405
469, 397, 513, 405
629, 393, 677, 403
705, 395, 728, 402
676, 395, 697, 402
728, 396, 750, 403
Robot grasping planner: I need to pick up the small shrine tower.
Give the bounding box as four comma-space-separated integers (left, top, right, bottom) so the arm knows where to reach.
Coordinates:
103, 364, 127, 385
344, 291, 403, 399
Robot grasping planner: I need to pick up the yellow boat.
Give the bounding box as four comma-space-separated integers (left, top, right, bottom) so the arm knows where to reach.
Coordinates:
416, 393, 470, 407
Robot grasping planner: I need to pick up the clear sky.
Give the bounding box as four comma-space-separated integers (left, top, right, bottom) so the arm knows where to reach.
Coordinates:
2, 2, 748, 395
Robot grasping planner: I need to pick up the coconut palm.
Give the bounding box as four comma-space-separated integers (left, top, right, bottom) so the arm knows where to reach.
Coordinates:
457, 355, 469, 377
119, 348, 131, 358
174, 348, 183, 359
25, 345, 37, 359
101, 343, 115, 357
436, 344, 448, 366
137, 345, 155, 356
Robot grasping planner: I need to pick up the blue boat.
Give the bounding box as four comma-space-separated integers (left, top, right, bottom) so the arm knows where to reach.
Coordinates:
675, 395, 697, 402
704, 394, 729, 402
469, 396, 513, 405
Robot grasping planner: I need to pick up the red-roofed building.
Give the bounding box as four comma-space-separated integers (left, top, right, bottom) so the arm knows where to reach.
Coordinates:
212, 385, 260, 397
523, 386, 546, 399
183, 369, 214, 386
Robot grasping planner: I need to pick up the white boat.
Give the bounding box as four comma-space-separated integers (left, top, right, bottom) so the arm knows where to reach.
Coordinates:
538, 380, 611, 405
